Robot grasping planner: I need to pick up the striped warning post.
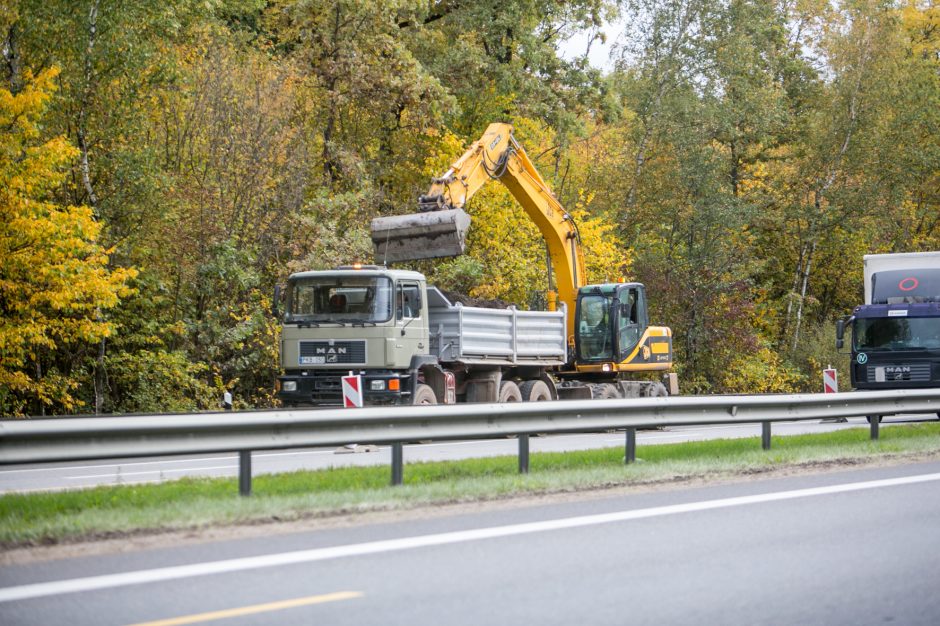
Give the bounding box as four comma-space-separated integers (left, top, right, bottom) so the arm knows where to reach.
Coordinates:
342, 374, 363, 408
823, 368, 838, 393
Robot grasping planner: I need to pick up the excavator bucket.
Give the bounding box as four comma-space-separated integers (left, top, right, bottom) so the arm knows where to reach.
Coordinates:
371, 208, 472, 264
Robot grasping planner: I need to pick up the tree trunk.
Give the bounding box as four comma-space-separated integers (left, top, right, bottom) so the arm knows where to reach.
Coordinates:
78, 0, 100, 211
790, 239, 815, 353
2, 21, 22, 93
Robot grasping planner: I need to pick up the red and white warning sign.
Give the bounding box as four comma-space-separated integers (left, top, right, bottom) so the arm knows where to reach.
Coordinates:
341, 374, 363, 408
822, 367, 838, 394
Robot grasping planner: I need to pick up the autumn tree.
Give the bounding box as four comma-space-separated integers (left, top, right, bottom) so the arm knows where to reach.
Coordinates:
0, 68, 134, 415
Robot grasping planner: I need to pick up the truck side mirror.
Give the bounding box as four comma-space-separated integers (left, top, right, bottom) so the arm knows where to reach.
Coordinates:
835, 319, 844, 350
273, 285, 282, 319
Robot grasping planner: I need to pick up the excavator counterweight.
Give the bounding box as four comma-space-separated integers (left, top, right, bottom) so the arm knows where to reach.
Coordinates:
371, 208, 471, 263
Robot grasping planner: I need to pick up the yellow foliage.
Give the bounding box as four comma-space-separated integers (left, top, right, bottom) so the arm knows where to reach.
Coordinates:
421, 123, 627, 305
569, 194, 631, 284
720, 344, 806, 394
0, 69, 137, 415
902, 1, 940, 58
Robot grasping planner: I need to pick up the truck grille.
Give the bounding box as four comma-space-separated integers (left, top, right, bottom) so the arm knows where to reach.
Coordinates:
298, 341, 366, 365
864, 363, 932, 382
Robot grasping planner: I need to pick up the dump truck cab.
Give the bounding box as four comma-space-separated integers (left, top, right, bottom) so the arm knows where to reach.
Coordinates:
277, 265, 432, 406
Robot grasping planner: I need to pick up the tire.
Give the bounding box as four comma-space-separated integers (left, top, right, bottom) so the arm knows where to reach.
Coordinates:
590, 383, 620, 400
519, 380, 552, 402
645, 382, 669, 397
498, 380, 523, 402
413, 383, 437, 405
866, 415, 882, 424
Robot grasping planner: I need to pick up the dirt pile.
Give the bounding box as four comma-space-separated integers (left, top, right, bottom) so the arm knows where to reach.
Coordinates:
440, 289, 514, 310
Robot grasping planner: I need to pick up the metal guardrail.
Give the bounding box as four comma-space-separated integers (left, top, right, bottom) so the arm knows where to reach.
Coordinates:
1, 389, 939, 495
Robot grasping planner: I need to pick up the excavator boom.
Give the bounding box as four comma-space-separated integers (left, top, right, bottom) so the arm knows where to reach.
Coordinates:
370, 123, 587, 324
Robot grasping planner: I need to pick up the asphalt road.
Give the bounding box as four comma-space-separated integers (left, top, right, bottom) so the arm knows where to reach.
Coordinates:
2, 460, 940, 625
0, 415, 929, 494
0, 418, 868, 493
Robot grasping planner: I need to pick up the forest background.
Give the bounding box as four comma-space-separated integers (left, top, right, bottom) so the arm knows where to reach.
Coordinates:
1, 0, 937, 416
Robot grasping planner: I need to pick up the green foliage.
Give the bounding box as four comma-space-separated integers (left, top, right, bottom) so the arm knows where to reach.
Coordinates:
104, 350, 213, 414
429, 256, 486, 295
2, 0, 938, 412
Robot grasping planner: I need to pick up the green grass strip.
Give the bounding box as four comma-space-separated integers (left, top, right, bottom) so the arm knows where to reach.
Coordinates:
2, 423, 940, 547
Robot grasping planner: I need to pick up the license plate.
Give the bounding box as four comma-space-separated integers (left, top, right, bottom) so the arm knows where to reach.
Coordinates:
300, 356, 326, 365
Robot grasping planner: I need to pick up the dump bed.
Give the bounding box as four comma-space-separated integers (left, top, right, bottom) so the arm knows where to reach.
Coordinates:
426, 288, 567, 365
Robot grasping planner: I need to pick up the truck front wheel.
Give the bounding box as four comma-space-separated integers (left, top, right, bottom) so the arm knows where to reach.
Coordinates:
413, 384, 437, 405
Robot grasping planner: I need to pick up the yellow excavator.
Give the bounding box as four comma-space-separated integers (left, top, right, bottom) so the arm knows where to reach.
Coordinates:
371, 123, 675, 398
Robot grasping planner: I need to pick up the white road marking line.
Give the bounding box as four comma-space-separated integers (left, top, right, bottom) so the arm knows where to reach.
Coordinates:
603, 433, 707, 443
2, 471, 938, 603
65, 466, 237, 480
0, 450, 340, 475
0, 436, 616, 478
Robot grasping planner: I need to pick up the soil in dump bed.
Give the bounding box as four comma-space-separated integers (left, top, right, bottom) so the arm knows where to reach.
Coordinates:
439, 289, 514, 310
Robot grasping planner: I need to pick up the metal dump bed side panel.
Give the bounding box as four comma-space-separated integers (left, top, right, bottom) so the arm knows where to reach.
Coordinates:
428, 304, 566, 365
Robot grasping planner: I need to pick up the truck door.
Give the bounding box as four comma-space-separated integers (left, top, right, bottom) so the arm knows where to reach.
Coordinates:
395, 281, 428, 364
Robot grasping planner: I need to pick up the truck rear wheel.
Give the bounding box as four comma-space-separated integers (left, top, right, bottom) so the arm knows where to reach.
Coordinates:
498, 381, 522, 402
519, 380, 551, 402
413, 384, 437, 405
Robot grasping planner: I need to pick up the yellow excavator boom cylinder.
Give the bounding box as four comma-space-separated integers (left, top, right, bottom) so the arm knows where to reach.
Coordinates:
370, 123, 587, 338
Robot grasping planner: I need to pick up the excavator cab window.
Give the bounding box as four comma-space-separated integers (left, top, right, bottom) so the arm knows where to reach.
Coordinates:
577, 295, 613, 361
616, 286, 648, 358
617, 289, 639, 354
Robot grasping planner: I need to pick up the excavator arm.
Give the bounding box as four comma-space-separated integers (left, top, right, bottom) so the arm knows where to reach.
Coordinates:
371, 123, 587, 327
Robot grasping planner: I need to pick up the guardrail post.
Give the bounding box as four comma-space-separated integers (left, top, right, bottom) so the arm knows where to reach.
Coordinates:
625, 428, 636, 464
870, 417, 880, 441
238, 451, 252, 496
391, 442, 404, 486
761, 422, 772, 450
518, 434, 530, 474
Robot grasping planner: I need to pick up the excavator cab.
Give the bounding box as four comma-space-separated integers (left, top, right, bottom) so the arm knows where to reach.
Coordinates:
575, 284, 649, 364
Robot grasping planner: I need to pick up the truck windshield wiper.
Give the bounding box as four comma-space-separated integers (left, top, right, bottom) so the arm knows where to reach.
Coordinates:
335, 318, 375, 327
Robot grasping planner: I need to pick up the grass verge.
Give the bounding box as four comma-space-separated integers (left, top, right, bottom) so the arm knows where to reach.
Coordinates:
3, 422, 940, 548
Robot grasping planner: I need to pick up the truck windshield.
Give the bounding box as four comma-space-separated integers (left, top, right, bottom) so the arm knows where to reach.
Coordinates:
578, 295, 614, 360
286, 276, 393, 324
854, 317, 940, 351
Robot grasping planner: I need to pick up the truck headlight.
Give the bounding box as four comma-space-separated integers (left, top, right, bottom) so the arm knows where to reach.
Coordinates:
282, 381, 297, 392
370, 380, 386, 391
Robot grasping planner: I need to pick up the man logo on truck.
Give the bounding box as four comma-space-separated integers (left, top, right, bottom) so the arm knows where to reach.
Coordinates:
857, 353, 868, 365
